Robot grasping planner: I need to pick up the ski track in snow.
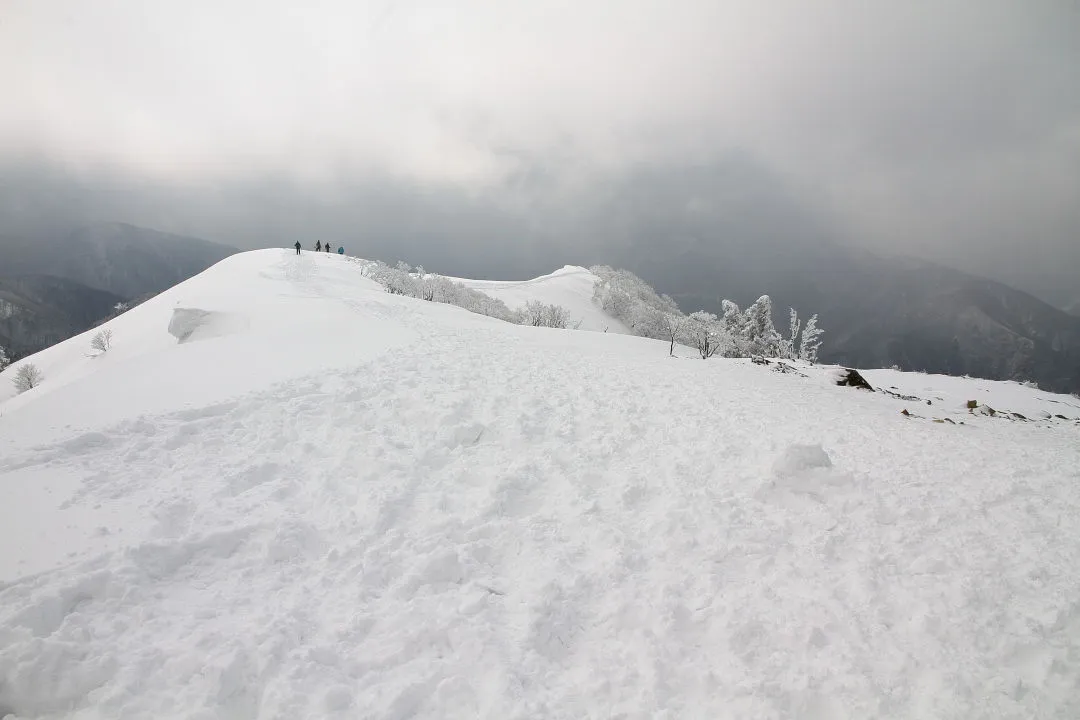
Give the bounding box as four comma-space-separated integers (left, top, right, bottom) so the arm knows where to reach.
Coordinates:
1, 252, 1080, 719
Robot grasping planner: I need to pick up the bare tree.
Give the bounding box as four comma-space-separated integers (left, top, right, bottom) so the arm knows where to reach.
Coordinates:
13, 364, 43, 393
660, 313, 685, 356
90, 329, 113, 353
0, 344, 8, 372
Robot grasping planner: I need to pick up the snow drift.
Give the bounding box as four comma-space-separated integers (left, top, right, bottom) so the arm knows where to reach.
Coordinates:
1, 250, 1079, 719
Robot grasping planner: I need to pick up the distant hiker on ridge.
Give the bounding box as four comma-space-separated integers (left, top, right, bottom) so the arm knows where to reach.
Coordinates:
325, 243, 331, 253
294, 241, 301, 255
337, 246, 344, 255
315, 240, 322, 252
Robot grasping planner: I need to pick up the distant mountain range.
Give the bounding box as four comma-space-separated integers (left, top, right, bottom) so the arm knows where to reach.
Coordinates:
0, 223, 235, 360
0, 276, 125, 360
553, 162, 1080, 395
4, 222, 236, 299
618, 240, 1080, 394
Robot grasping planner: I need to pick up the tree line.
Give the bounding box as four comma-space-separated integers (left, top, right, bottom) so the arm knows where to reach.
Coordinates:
361, 259, 823, 361
590, 265, 823, 361
359, 260, 577, 329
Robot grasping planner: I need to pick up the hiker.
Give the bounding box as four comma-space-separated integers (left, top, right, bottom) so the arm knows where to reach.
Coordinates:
325, 243, 331, 253
315, 240, 322, 252
294, 241, 301, 255
337, 246, 344, 255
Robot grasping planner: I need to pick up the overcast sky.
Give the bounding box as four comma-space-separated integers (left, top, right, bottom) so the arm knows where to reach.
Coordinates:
1, 1, 1078, 300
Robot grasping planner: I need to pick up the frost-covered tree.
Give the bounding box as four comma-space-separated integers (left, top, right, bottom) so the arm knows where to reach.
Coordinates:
743, 295, 781, 357
520, 302, 544, 325
368, 260, 421, 296
591, 265, 825, 361
779, 308, 802, 360
719, 300, 748, 357
520, 300, 571, 328
686, 311, 726, 359
90, 329, 113, 353
0, 344, 8, 372
522, 300, 547, 326
366, 260, 521, 322
12, 363, 42, 393
799, 314, 824, 363
424, 275, 460, 304
415, 266, 437, 301
459, 289, 518, 322
542, 304, 570, 329
591, 266, 684, 340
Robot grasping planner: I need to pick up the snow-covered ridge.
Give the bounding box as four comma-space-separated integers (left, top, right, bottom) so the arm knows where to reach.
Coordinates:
1, 250, 1078, 719
452, 265, 631, 334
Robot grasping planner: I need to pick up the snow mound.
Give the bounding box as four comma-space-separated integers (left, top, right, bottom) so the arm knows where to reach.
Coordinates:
167, 308, 248, 343
454, 265, 630, 333
1, 250, 1080, 718
759, 444, 856, 514
772, 443, 834, 476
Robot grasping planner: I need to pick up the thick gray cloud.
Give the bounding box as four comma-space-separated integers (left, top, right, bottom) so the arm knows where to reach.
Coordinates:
1, 1, 1078, 301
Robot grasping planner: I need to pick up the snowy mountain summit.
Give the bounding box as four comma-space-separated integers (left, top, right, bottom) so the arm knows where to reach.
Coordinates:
1, 250, 1079, 719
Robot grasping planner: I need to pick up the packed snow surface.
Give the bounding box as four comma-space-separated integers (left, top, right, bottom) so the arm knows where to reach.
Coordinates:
1, 250, 1079, 719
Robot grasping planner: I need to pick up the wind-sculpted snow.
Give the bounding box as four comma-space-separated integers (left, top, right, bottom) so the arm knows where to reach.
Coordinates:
167, 308, 249, 344
0, 250, 1079, 719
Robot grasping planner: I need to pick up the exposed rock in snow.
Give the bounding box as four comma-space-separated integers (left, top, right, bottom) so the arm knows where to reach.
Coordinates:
835, 367, 874, 390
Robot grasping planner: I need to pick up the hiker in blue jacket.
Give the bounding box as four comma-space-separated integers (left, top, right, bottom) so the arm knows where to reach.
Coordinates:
337, 246, 344, 255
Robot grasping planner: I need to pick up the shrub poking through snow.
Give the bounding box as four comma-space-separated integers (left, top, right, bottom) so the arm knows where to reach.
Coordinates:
90, 329, 113, 353
12, 363, 43, 393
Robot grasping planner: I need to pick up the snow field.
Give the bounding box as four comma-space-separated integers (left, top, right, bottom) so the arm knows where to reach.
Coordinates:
0, 250, 1078, 718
